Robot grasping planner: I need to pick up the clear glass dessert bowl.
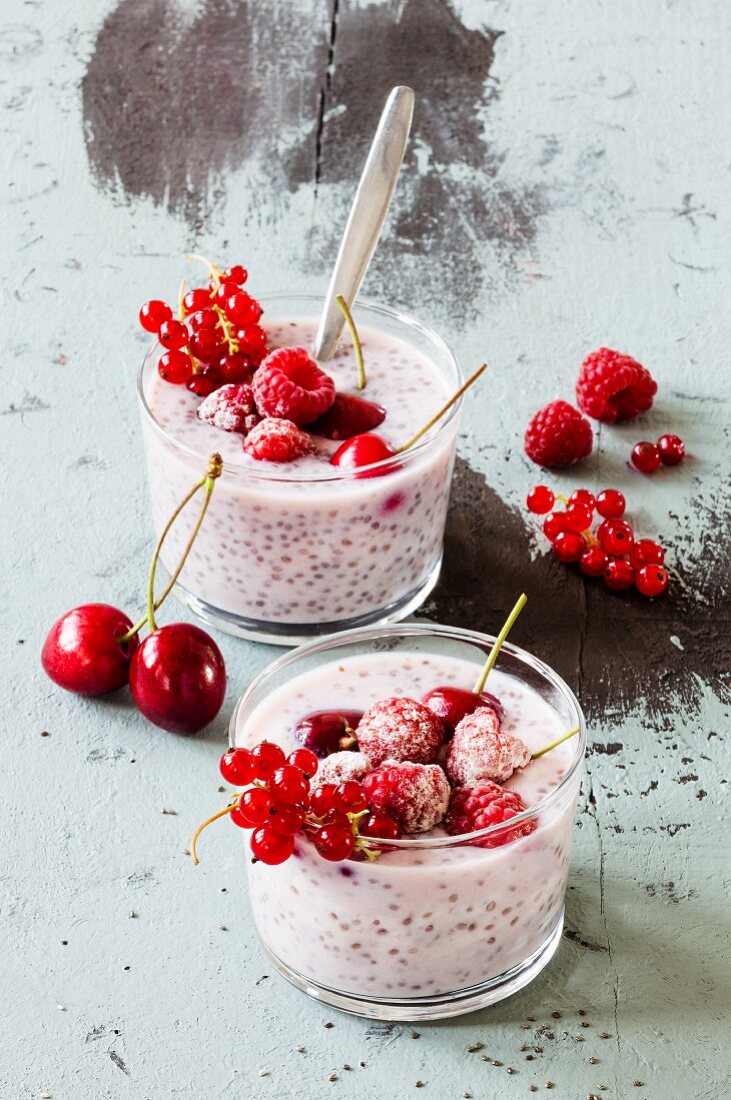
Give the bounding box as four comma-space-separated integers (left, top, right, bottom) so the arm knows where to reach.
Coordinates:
137, 294, 462, 645
228, 622, 586, 1021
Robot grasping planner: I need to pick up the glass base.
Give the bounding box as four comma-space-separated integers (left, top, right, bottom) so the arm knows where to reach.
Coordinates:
260, 913, 564, 1021
170, 556, 443, 646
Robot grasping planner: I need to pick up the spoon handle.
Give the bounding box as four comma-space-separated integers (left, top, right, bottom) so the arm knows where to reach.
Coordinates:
314, 85, 414, 361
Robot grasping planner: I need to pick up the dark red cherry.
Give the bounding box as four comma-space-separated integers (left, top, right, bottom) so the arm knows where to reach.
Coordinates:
421, 686, 504, 735
329, 433, 398, 478
41, 603, 138, 695
129, 623, 226, 734
294, 710, 363, 758
310, 393, 387, 441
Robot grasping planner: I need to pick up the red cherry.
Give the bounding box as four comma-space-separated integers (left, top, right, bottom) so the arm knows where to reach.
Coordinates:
360, 812, 400, 841
139, 299, 172, 333
421, 686, 504, 735
158, 350, 194, 384
635, 564, 669, 597
250, 826, 294, 865
240, 787, 274, 824
568, 489, 596, 510
287, 748, 319, 779
216, 351, 253, 384
158, 319, 188, 350
294, 711, 363, 757
269, 803, 305, 836
603, 559, 635, 591
657, 434, 685, 466
128, 623, 226, 734
309, 783, 337, 816
631, 441, 661, 473
222, 265, 248, 286
552, 530, 586, 563
315, 824, 354, 862
333, 781, 368, 814
629, 539, 665, 570
236, 324, 268, 355
225, 291, 262, 326
595, 489, 626, 519
186, 374, 220, 397
542, 511, 568, 542
597, 518, 634, 556
219, 747, 256, 786
526, 485, 555, 515
41, 603, 138, 696
269, 764, 310, 805
310, 393, 387, 441
251, 741, 286, 780
564, 501, 593, 532
330, 433, 398, 478
182, 288, 212, 315
579, 546, 608, 577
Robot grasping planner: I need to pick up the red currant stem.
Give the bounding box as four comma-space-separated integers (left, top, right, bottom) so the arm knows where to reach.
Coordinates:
397, 362, 489, 454
190, 798, 239, 866
472, 592, 528, 694
355, 837, 381, 862
214, 304, 239, 355
335, 294, 367, 391
188, 253, 222, 288
531, 725, 580, 760
178, 278, 187, 322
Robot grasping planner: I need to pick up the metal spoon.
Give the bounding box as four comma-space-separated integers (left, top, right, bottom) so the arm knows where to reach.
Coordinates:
314, 85, 414, 361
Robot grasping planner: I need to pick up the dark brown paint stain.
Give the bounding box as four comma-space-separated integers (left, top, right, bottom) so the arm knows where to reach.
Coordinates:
423, 458, 731, 721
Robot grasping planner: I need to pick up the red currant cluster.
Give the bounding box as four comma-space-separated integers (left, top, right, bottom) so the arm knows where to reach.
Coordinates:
201, 741, 401, 867
139, 259, 268, 394
527, 485, 668, 596
631, 433, 685, 473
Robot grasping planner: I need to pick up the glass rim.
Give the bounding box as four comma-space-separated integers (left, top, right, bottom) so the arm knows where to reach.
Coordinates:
136, 293, 462, 484
227, 621, 586, 850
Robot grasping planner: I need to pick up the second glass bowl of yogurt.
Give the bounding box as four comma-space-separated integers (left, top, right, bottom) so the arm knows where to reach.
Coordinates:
138, 295, 461, 644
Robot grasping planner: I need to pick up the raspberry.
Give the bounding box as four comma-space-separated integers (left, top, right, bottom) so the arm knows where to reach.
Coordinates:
355, 697, 445, 767
576, 348, 657, 423
243, 418, 315, 462
367, 760, 450, 834
446, 707, 531, 786
196, 383, 259, 435
444, 781, 536, 847
524, 400, 593, 468
253, 347, 336, 425
317, 751, 371, 786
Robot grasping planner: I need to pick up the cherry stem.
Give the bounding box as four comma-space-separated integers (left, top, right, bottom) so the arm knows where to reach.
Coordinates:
472, 592, 528, 694
335, 295, 366, 390
531, 725, 580, 760
397, 362, 489, 454
190, 799, 238, 866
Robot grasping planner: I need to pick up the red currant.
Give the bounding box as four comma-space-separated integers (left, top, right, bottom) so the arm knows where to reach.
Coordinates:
219, 747, 256, 786
225, 291, 262, 326
251, 741, 286, 781
362, 771, 390, 804
240, 787, 274, 825
216, 351, 253, 384
604, 559, 634, 591
183, 288, 212, 314
139, 299, 172, 333
214, 280, 240, 307
333, 781, 368, 814
595, 489, 626, 519
158, 319, 188, 350
189, 330, 225, 365
552, 531, 586, 563
322, 809, 351, 831
631, 441, 661, 473
316, 824, 354, 862
250, 827, 294, 865
269, 764, 310, 805
287, 748, 319, 779
597, 518, 634, 556
635, 564, 669, 597
158, 350, 193, 384
268, 803, 305, 836
657, 434, 685, 466
189, 308, 219, 332
526, 485, 555, 514
629, 539, 665, 570
579, 546, 608, 577
360, 813, 400, 841
186, 374, 220, 397
564, 502, 593, 533
543, 511, 568, 542
222, 265, 248, 286
236, 324, 268, 355
309, 784, 336, 816
230, 801, 254, 828
569, 488, 596, 510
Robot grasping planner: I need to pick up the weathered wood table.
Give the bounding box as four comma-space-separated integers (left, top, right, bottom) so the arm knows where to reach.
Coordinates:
3, 1, 728, 1096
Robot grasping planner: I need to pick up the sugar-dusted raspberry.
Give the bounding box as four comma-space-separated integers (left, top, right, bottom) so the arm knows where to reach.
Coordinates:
576, 347, 657, 423
196, 382, 259, 435
243, 418, 315, 462
444, 781, 536, 848
446, 707, 531, 786
253, 346, 336, 425
317, 750, 371, 786
524, 400, 593, 468
355, 697, 445, 767
367, 760, 450, 834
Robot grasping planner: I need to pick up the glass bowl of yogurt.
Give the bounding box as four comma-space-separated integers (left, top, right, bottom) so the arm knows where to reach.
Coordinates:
228, 621, 586, 1020
137, 295, 462, 644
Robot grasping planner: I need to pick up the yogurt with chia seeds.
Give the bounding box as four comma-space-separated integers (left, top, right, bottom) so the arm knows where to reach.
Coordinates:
138, 296, 461, 642
232, 645, 583, 1012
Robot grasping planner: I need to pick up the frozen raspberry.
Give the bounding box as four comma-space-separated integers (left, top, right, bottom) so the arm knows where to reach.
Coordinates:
243, 418, 315, 463
524, 400, 593, 468
196, 382, 259, 435
444, 781, 536, 848
317, 751, 371, 786
253, 347, 336, 425
367, 760, 450, 834
355, 697, 445, 767
446, 707, 531, 786
576, 348, 657, 423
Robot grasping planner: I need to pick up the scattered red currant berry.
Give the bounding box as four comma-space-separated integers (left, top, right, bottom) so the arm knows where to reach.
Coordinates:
631, 441, 661, 473
309, 784, 337, 816
629, 539, 665, 570
333, 780, 368, 814
287, 748, 319, 779
359, 813, 400, 841
139, 299, 172, 333
269, 764, 310, 805
597, 518, 634, 556
251, 742, 286, 781
158, 350, 194, 384
604, 559, 635, 591
568, 488, 596, 510
250, 827, 294, 865
316, 824, 354, 862
657, 434, 685, 466
219, 747, 256, 786
186, 374, 220, 397
543, 511, 568, 542
526, 485, 555, 514
635, 564, 669, 597
158, 319, 188, 350
225, 291, 262, 326
579, 545, 609, 577
552, 531, 586, 563
222, 265, 248, 285
564, 501, 593, 533
41, 604, 138, 696
183, 288, 212, 314
268, 803, 305, 836
595, 488, 626, 518
240, 787, 274, 825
